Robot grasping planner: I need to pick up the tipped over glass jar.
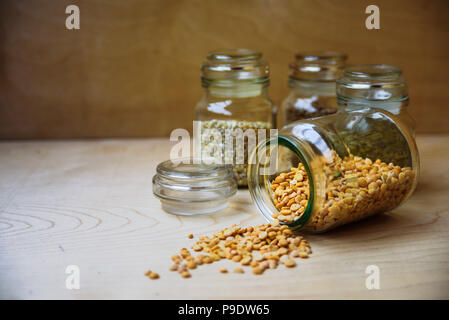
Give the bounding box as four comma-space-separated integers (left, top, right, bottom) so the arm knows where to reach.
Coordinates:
248, 64, 419, 233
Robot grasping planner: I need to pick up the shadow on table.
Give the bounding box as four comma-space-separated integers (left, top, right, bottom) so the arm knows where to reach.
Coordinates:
302, 210, 423, 244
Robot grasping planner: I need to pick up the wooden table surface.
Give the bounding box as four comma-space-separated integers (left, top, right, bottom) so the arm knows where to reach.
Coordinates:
0, 135, 448, 299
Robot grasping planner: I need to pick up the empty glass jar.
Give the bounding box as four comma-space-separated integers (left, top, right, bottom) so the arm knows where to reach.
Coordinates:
280, 51, 347, 127
194, 49, 276, 187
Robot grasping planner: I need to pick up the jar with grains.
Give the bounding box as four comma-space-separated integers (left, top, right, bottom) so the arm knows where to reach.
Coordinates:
248, 107, 420, 233
280, 51, 347, 126
194, 49, 276, 187
337, 64, 415, 135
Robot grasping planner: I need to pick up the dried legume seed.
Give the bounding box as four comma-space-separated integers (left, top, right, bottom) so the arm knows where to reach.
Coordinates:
159, 220, 312, 279
284, 259, 296, 268
271, 151, 415, 232
200, 120, 272, 186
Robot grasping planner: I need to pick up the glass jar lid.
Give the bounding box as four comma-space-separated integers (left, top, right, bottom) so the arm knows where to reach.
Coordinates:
337, 64, 408, 102
289, 51, 347, 81
152, 158, 237, 215
201, 48, 269, 85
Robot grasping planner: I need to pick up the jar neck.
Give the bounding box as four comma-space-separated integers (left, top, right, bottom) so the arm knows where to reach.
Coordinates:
338, 98, 409, 115
203, 81, 269, 98
289, 78, 337, 97
336, 64, 409, 116
289, 51, 347, 82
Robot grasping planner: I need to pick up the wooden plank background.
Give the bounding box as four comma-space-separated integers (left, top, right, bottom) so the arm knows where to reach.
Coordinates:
0, 0, 448, 139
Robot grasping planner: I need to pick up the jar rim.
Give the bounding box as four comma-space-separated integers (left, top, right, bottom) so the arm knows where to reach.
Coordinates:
289, 51, 348, 81
295, 51, 348, 62
206, 48, 262, 63
156, 158, 233, 179
201, 48, 269, 83
248, 136, 314, 230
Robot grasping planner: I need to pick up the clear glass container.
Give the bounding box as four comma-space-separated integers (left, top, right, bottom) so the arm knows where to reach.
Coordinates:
280, 51, 347, 127
153, 159, 237, 215
248, 110, 419, 233
194, 49, 276, 187
337, 64, 415, 134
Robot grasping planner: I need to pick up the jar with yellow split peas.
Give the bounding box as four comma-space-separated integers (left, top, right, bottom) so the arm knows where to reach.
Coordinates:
247, 67, 419, 232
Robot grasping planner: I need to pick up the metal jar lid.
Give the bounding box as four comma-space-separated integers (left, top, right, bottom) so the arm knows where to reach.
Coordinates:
152, 159, 237, 215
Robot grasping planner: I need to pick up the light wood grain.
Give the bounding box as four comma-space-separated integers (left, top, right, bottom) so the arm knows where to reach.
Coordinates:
0, 136, 448, 299
0, 0, 448, 139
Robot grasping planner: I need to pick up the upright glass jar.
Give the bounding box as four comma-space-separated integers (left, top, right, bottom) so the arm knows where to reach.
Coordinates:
248, 107, 419, 232
280, 51, 347, 127
195, 49, 276, 187
337, 64, 415, 134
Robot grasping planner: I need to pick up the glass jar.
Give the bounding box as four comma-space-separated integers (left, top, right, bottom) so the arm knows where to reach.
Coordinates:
153, 158, 237, 215
280, 51, 347, 127
248, 107, 420, 233
337, 64, 415, 134
194, 49, 276, 187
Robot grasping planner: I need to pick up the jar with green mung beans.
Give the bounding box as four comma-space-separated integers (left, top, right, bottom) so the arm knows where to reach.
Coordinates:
194, 49, 276, 187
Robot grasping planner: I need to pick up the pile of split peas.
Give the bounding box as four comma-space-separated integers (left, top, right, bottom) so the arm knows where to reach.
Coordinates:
147, 151, 414, 279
